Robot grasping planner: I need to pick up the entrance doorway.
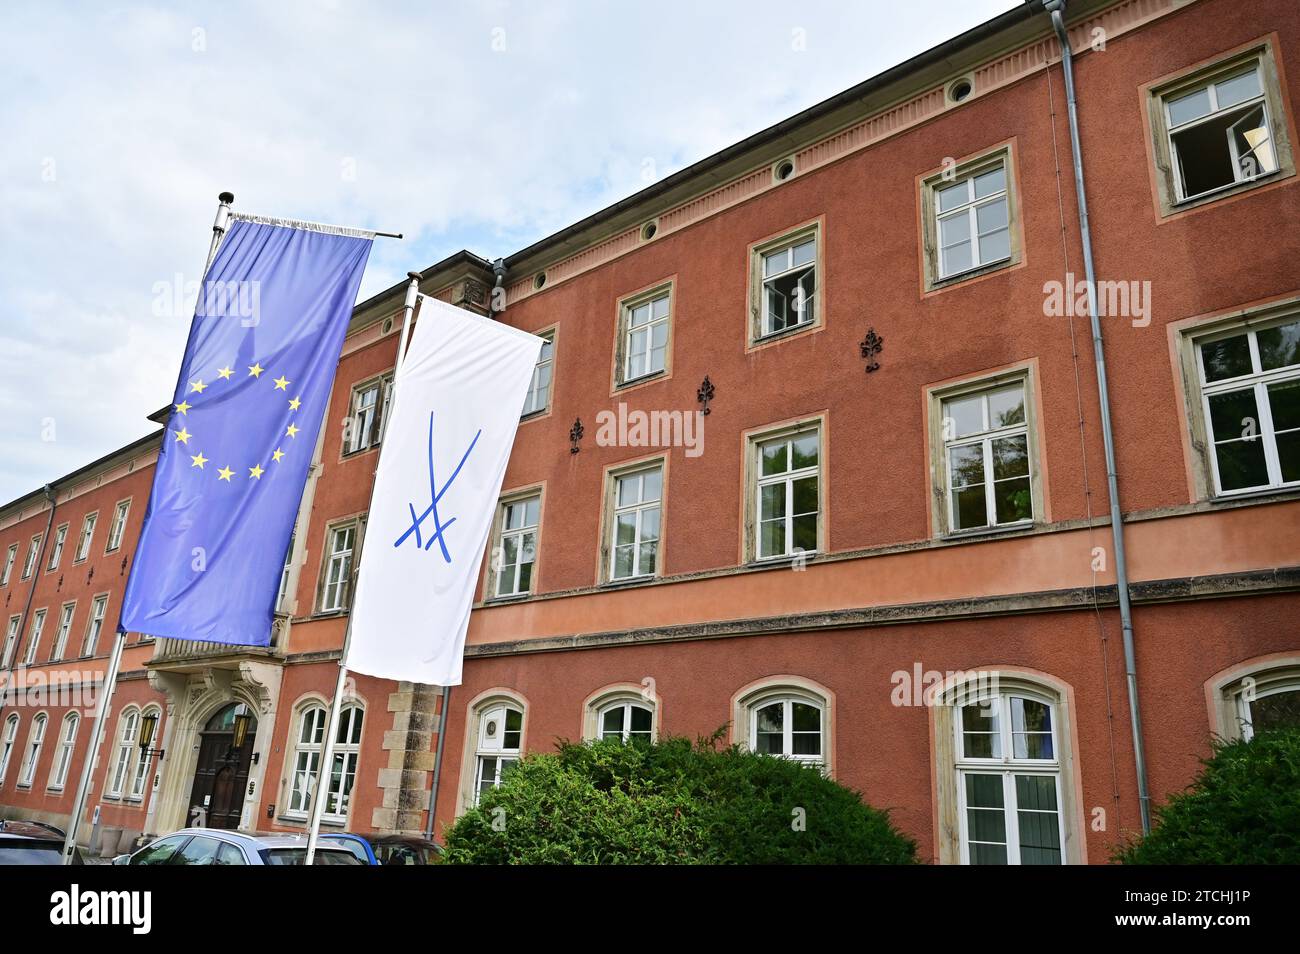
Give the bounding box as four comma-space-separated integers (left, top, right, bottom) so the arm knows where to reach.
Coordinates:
187, 703, 257, 830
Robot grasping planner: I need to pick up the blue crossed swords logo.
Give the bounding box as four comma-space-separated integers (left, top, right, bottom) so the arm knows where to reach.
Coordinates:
393, 411, 482, 563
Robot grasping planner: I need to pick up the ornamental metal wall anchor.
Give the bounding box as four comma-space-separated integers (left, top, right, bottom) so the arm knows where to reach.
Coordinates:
860, 328, 884, 373
569, 417, 584, 454
697, 376, 716, 415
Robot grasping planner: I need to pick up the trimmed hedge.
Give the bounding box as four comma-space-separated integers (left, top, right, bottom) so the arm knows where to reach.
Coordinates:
1118, 728, 1300, 864
442, 734, 917, 864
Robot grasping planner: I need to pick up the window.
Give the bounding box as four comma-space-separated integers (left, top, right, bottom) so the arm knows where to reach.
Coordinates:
473, 702, 523, 805
1, 544, 15, 585
277, 531, 296, 612
50, 603, 75, 662
18, 713, 46, 787
46, 523, 68, 571
0, 714, 18, 785
2, 616, 18, 668
921, 147, 1019, 289
21, 535, 40, 580
129, 834, 188, 866
616, 286, 671, 386
750, 425, 821, 560
108, 708, 139, 798
73, 513, 97, 563
106, 500, 131, 552
287, 703, 365, 821
1192, 316, 1300, 494
607, 465, 662, 581
521, 330, 555, 417
597, 700, 654, 742
82, 595, 107, 657
491, 495, 540, 598
751, 226, 819, 340
345, 373, 393, 454
749, 694, 825, 768
939, 378, 1036, 532
1157, 54, 1289, 209
49, 713, 79, 790
954, 689, 1064, 865
319, 523, 357, 612
24, 609, 46, 666
1218, 664, 1300, 741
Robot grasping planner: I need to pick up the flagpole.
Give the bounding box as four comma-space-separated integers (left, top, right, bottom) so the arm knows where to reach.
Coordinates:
304, 271, 422, 865
59, 191, 238, 864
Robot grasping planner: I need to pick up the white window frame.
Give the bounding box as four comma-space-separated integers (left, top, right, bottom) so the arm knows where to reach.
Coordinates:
319, 523, 358, 613
617, 286, 672, 386
1164, 61, 1277, 203
934, 160, 1011, 281
48, 712, 79, 791
345, 373, 394, 455
1192, 316, 1300, 496
18, 712, 47, 788
21, 534, 41, 580
745, 691, 826, 769
0, 714, 19, 786
106, 499, 131, 553
953, 688, 1065, 866
942, 380, 1035, 533
51, 601, 75, 662
46, 523, 68, 572
129, 706, 161, 800
81, 595, 107, 657
3, 615, 19, 668
286, 702, 364, 821
758, 231, 818, 338
73, 512, 97, 563
596, 699, 656, 743
608, 465, 662, 582
752, 425, 821, 561
521, 329, 555, 417
107, 708, 139, 798
1221, 665, 1300, 741
491, 495, 540, 598
277, 530, 296, 612
1, 544, 16, 585
472, 701, 524, 806
24, 609, 46, 666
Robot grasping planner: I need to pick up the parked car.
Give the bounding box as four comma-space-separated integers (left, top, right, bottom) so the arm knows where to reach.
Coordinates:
112, 828, 364, 865
322, 831, 443, 865
0, 820, 83, 865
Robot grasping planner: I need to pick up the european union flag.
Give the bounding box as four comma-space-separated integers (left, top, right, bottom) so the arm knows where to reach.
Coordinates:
120, 219, 372, 646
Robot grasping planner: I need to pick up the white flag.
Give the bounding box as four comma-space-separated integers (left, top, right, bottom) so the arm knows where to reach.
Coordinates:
344, 295, 543, 685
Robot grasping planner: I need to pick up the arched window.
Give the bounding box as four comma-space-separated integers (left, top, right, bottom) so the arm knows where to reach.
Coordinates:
1217, 662, 1300, 740
737, 681, 829, 770
597, 699, 654, 742
49, 712, 79, 790
18, 712, 47, 787
0, 714, 19, 786
108, 708, 140, 798
934, 673, 1080, 866
287, 702, 364, 821
472, 700, 523, 805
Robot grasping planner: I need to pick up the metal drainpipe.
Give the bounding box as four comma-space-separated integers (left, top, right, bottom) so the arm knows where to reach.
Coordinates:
1044, 0, 1151, 834
423, 257, 509, 841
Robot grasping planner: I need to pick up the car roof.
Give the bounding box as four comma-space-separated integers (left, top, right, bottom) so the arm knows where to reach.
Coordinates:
0, 820, 66, 841
154, 828, 353, 852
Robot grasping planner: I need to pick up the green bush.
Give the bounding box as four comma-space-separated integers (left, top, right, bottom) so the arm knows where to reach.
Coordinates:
1118, 728, 1300, 864
442, 733, 917, 864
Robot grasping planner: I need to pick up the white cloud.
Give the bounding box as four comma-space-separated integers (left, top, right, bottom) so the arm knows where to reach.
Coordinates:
0, 0, 1019, 500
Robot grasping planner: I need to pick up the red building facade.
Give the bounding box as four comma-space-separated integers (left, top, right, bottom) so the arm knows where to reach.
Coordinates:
2, 0, 1298, 864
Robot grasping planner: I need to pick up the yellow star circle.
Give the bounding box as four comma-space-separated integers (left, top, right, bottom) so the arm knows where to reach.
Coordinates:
174, 427, 191, 444
217, 367, 234, 380
272, 448, 286, 463
286, 424, 300, 439
189, 380, 207, 393
248, 363, 264, 378
217, 466, 235, 482
248, 464, 265, 479
190, 452, 208, 469
273, 375, 290, 391
175, 400, 191, 415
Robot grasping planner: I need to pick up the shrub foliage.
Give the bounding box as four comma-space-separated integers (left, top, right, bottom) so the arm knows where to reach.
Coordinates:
1119, 728, 1300, 864
442, 733, 917, 864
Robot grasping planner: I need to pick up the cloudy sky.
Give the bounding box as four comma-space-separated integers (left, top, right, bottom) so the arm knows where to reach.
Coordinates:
0, 0, 1019, 502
